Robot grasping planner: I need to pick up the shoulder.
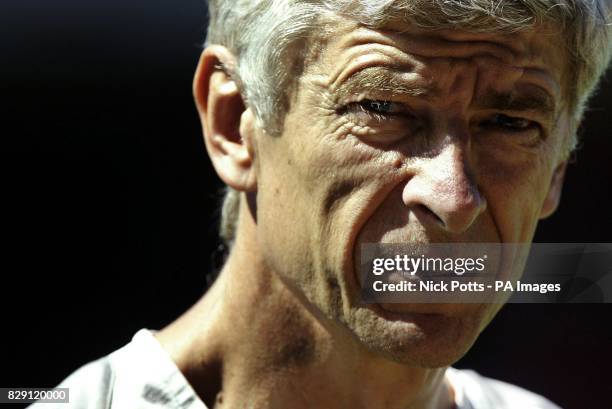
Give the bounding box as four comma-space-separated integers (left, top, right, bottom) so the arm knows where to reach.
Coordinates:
28, 329, 205, 409
446, 367, 562, 409
27, 355, 114, 409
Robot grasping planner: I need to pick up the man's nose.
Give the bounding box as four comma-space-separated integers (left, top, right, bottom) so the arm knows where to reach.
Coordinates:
401, 142, 487, 234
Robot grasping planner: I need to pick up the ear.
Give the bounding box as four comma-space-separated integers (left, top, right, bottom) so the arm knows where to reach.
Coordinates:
193, 45, 257, 192
539, 161, 568, 219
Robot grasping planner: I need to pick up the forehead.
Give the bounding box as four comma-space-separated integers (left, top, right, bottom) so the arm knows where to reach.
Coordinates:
304, 16, 567, 109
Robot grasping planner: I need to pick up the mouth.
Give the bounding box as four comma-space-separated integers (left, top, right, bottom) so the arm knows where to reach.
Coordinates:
366, 302, 464, 340
373, 302, 455, 320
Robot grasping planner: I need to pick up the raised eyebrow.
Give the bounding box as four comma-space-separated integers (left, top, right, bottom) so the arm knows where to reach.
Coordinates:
476, 89, 558, 119
331, 67, 435, 100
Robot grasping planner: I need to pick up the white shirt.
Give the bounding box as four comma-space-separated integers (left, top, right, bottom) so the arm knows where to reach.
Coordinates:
29, 329, 562, 409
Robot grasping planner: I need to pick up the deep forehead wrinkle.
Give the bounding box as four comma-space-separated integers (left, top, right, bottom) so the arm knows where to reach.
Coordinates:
317, 19, 565, 116
321, 21, 563, 94
345, 25, 522, 67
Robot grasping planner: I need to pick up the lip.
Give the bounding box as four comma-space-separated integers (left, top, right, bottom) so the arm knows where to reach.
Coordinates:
373, 302, 454, 321
366, 303, 463, 335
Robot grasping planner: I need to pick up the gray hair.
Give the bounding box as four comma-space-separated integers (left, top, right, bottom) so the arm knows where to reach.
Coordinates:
205, 0, 612, 245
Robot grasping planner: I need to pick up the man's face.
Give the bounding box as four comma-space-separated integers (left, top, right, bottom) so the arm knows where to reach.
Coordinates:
251, 17, 569, 367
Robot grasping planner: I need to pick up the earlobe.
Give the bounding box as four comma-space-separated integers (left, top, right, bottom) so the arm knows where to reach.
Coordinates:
193, 46, 257, 192
539, 161, 568, 219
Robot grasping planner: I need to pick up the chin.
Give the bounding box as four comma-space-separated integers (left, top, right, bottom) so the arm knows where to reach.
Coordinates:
346, 303, 487, 367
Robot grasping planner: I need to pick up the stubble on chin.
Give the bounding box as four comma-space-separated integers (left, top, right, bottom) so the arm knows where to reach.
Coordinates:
344, 304, 488, 368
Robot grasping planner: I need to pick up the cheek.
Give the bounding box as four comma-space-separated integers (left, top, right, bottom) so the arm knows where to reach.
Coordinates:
305, 132, 407, 268
478, 149, 554, 242
256, 119, 407, 290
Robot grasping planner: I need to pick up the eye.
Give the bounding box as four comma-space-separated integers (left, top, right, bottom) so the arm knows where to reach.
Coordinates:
482, 114, 538, 132
338, 98, 422, 140
358, 99, 402, 116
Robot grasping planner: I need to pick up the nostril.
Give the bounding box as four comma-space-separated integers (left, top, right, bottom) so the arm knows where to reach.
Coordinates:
416, 204, 444, 226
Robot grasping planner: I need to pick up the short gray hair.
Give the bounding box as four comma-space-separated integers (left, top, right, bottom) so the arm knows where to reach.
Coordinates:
205, 0, 612, 244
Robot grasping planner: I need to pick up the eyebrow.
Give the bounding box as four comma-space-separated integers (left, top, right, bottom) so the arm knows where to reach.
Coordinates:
475, 89, 558, 120
331, 66, 558, 120
332, 66, 435, 100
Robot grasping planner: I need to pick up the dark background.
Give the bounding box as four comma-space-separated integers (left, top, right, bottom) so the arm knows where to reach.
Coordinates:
1, 1, 610, 408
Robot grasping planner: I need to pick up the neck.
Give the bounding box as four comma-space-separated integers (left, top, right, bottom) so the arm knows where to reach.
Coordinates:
156, 201, 454, 409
